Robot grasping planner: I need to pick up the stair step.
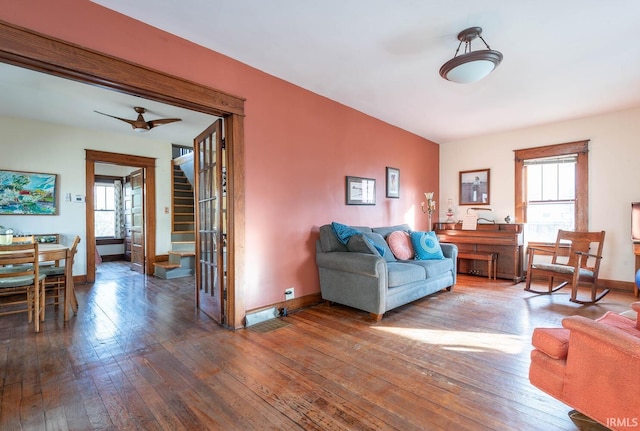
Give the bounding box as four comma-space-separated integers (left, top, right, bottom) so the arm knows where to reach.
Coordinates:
169, 250, 195, 257
172, 241, 195, 251
153, 262, 181, 270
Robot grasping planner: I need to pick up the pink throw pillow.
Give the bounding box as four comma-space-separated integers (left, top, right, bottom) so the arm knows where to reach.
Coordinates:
387, 230, 414, 260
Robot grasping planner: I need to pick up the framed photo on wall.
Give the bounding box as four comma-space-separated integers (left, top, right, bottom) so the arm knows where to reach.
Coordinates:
0, 169, 58, 215
459, 169, 490, 205
346, 176, 376, 205
385, 167, 400, 198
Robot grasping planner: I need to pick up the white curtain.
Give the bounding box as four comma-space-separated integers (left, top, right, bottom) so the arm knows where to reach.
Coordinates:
113, 179, 125, 239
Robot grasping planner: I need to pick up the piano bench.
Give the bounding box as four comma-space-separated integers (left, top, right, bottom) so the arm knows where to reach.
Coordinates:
458, 252, 497, 280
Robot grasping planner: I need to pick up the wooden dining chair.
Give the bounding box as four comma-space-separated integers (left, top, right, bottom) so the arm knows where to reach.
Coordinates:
0, 243, 47, 332
524, 230, 608, 304
41, 236, 80, 313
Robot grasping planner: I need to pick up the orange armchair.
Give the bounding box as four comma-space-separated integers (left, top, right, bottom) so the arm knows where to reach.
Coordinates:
529, 303, 640, 430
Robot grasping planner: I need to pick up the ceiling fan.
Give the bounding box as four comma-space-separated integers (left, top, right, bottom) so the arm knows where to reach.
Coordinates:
94, 106, 181, 133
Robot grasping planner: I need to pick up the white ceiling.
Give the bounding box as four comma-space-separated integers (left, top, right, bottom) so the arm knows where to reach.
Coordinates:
0, 62, 217, 146
88, 0, 640, 143
4, 2, 640, 145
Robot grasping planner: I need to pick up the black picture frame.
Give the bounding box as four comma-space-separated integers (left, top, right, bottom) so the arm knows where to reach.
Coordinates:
385, 167, 400, 198
346, 176, 376, 205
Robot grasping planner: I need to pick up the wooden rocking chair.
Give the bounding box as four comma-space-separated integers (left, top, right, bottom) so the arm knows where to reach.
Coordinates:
524, 230, 608, 304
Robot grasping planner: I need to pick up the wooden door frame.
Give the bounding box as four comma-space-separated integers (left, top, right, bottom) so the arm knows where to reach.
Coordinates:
86, 151, 155, 281
0, 20, 246, 329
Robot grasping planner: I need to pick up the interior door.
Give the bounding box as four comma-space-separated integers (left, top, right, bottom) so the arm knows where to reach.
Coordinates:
123, 178, 133, 262
194, 119, 225, 324
130, 168, 146, 273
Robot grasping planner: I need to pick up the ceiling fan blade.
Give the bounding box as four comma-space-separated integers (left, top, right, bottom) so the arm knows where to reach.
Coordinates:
147, 118, 182, 129
94, 110, 138, 127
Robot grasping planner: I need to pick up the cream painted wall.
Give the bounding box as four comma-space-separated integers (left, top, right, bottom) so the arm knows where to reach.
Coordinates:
440, 106, 640, 282
1, 116, 176, 276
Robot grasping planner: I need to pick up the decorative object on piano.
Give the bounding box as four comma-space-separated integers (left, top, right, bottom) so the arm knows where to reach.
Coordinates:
459, 168, 490, 205
345, 176, 376, 205
385, 167, 400, 198
421, 192, 436, 231
0, 169, 58, 215
466, 207, 496, 224
445, 198, 455, 223
504, 215, 513, 224
462, 213, 478, 230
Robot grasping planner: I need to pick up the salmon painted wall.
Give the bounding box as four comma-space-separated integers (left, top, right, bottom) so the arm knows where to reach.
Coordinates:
1, 0, 439, 310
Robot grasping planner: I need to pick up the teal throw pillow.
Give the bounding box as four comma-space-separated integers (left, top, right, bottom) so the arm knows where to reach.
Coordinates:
410, 231, 444, 260
347, 234, 382, 256
331, 222, 361, 245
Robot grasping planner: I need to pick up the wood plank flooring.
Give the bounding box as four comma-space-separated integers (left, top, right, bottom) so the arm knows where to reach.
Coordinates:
0, 261, 635, 430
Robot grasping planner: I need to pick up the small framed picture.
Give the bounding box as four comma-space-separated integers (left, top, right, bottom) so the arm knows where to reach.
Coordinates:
385, 167, 400, 198
459, 169, 490, 205
346, 176, 376, 205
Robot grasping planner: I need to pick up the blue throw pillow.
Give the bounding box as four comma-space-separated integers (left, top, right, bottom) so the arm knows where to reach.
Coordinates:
331, 222, 361, 245
410, 231, 444, 260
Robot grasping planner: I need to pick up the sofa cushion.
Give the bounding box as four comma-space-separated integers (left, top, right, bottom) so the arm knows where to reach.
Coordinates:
405, 258, 453, 278
319, 225, 348, 252
387, 231, 414, 260
363, 232, 396, 262
410, 231, 444, 260
347, 234, 383, 256
331, 222, 361, 245
372, 224, 411, 239
532, 327, 570, 360
386, 262, 425, 287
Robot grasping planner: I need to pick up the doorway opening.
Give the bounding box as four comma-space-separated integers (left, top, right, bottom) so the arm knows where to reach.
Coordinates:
0, 21, 246, 328
85, 150, 157, 283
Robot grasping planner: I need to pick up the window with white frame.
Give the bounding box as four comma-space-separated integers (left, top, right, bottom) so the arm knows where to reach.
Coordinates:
524, 155, 576, 242
94, 182, 115, 238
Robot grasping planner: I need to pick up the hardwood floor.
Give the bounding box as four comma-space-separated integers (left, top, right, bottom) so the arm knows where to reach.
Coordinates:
0, 261, 635, 430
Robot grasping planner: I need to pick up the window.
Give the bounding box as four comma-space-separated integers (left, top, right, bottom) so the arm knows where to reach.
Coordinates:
524, 156, 576, 242
514, 140, 589, 243
95, 182, 115, 238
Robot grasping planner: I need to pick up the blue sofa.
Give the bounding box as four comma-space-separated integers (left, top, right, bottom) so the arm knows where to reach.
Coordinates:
315, 223, 457, 321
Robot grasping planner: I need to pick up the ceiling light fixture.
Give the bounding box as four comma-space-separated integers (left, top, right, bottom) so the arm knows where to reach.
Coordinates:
439, 27, 503, 84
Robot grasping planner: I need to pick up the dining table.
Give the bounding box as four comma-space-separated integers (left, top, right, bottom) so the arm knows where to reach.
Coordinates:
36, 243, 76, 321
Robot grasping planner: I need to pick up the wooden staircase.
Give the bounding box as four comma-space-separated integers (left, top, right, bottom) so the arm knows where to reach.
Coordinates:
154, 152, 196, 279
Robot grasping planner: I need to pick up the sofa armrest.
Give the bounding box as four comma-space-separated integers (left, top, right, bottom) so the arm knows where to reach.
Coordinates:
316, 251, 386, 278
440, 243, 458, 285
440, 243, 458, 260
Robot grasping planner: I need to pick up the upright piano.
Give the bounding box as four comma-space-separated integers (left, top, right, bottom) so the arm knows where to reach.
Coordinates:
434, 222, 524, 283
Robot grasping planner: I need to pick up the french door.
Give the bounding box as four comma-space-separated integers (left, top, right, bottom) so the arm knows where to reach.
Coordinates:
130, 168, 145, 274
194, 119, 226, 324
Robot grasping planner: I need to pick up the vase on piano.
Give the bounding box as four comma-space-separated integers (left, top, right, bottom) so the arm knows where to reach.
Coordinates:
445, 199, 455, 223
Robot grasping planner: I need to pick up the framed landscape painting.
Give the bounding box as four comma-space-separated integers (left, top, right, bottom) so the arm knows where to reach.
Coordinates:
0, 169, 58, 215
